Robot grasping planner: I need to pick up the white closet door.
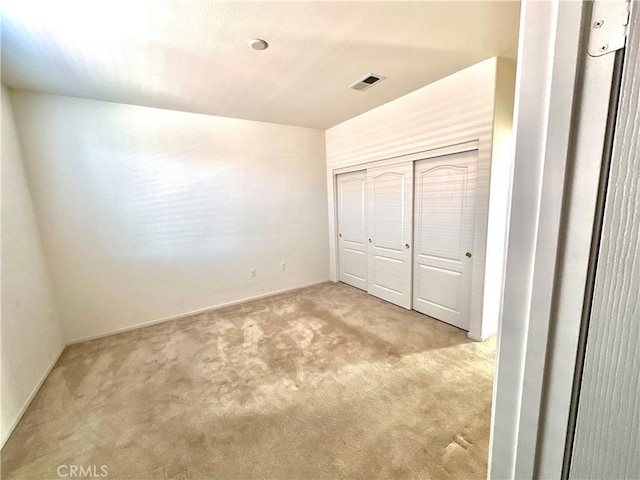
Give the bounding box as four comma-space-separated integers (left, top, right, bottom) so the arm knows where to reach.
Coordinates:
413, 151, 477, 330
337, 171, 367, 290
367, 162, 413, 309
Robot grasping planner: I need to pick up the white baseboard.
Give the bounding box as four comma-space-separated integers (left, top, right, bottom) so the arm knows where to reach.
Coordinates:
67, 280, 329, 345
1, 344, 66, 448
467, 331, 497, 342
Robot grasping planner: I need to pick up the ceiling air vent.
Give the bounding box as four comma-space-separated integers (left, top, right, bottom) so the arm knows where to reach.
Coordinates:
349, 73, 385, 92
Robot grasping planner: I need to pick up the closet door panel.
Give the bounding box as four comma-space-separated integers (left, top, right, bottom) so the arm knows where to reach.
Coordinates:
367, 162, 413, 308
337, 171, 367, 290
413, 151, 477, 330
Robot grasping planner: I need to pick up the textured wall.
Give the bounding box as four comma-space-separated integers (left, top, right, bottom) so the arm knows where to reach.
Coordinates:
571, 8, 640, 478
10, 91, 329, 342
1, 84, 65, 445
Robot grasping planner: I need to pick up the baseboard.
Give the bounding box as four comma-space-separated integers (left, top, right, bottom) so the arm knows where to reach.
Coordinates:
1, 344, 66, 448
67, 280, 329, 345
467, 332, 486, 342
467, 331, 497, 342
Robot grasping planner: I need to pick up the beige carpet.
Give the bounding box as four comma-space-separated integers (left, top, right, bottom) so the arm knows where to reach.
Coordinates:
1, 282, 496, 480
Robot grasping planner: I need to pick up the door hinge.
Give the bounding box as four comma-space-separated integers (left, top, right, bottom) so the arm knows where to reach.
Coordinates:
588, 0, 631, 57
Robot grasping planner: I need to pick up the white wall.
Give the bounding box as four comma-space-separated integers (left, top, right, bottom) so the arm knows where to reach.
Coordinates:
326, 58, 511, 340
10, 91, 329, 342
483, 59, 516, 339
1, 84, 65, 445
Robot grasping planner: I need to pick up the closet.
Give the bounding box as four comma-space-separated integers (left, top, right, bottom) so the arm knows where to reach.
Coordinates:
336, 150, 479, 331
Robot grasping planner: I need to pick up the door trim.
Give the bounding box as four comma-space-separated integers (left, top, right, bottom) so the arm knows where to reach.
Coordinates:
489, 1, 621, 478
333, 140, 479, 176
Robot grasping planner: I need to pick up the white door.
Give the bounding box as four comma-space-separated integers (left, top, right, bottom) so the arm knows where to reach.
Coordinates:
337, 171, 367, 290
413, 150, 477, 330
367, 162, 413, 309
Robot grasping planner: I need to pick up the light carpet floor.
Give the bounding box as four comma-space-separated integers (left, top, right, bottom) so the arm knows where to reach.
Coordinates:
1, 282, 496, 480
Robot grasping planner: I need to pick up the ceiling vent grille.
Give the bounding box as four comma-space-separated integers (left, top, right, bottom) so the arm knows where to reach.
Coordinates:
349, 73, 385, 92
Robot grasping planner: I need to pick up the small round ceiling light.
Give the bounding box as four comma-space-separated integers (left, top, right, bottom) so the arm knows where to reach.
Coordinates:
248, 39, 269, 51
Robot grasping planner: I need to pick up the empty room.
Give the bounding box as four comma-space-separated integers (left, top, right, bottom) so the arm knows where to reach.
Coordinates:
4, 1, 520, 478
4, 0, 637, 479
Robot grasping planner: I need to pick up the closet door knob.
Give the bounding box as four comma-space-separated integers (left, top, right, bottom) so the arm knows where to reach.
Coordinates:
405, 243, 410, 249
339, 233, 342, 237
368, 238, 372, 243
466, 251, 473, 258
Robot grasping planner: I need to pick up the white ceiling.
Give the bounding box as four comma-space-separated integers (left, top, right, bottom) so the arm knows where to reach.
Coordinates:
1, 1, 520, 129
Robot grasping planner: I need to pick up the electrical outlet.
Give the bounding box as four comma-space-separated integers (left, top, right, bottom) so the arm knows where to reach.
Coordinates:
250, 268, 256, 278
281, 263, 286, 271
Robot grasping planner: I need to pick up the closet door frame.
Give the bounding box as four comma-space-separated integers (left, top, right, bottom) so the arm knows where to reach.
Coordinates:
332, 139, 491, 341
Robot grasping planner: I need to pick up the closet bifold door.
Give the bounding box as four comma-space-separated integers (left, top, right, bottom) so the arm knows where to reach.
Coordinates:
336, 171, 368, 290
366, 162, 413, 309
413, 151, 477, 330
